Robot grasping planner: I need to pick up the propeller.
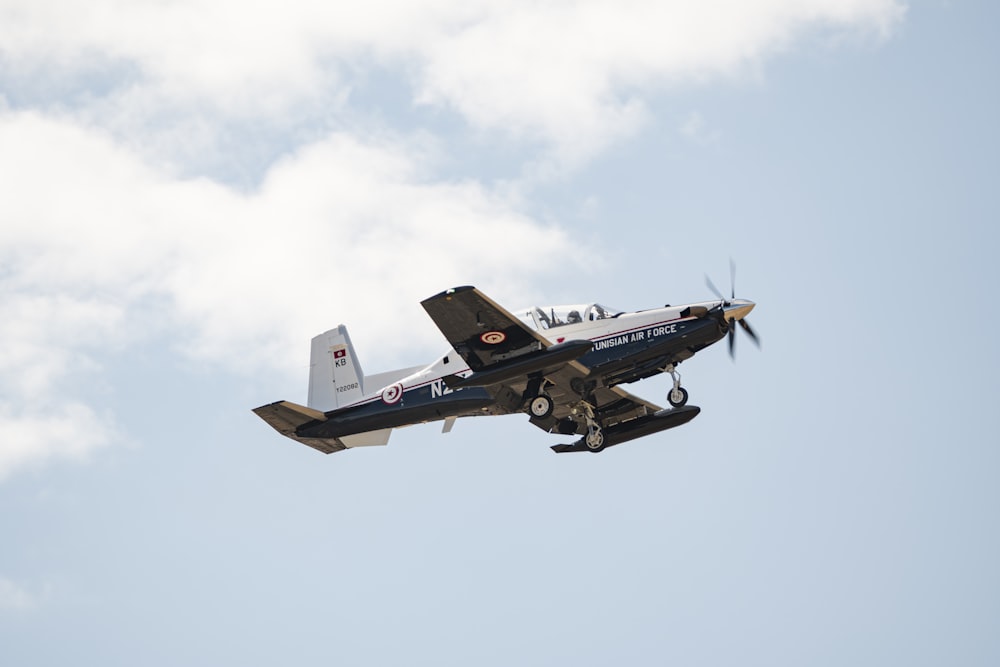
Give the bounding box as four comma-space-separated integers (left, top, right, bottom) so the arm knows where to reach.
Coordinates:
704, 274, 726, 302
705, 260, 760, 359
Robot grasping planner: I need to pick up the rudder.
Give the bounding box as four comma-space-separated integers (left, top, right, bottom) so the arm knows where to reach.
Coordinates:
308, 325, 365, 411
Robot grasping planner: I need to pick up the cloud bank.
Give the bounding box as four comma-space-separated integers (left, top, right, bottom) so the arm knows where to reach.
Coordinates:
0, 0, 905, 166
0, 0, 905, 479
0, 112, 571, 477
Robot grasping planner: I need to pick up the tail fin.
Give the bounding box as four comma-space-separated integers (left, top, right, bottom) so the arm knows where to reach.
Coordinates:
308, 325, 366, 411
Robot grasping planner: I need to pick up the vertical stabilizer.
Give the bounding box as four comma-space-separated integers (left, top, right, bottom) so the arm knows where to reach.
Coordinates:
308, 325, 365, 411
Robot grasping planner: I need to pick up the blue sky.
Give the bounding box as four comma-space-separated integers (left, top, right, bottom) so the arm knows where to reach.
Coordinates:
2, 1, 998, 665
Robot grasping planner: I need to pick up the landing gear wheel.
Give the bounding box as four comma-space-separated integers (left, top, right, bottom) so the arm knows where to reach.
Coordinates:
668, 386, 689, 407
664, 364, 687, 408
529, 394, 554, 419
585, 428, 605, 452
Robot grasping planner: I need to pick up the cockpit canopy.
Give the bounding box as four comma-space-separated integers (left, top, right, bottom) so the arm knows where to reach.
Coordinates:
519, 303, 622, 331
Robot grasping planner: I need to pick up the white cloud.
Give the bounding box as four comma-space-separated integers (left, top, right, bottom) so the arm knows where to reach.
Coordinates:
0, 403, 117, 482
0, 0, 906, 169
0, 0, 907, 479
0, 283, 124, 479
0, 111, 534, 364
0, 292, 123, 398
0, 111, 578, 479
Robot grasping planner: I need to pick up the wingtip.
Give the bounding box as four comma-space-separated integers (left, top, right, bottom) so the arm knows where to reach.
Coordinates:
422, 285, 476, 303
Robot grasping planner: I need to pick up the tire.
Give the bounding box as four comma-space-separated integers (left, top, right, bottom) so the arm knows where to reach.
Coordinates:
586, 429, 605, 452
529, 394, 554, 419
668, 386, 689, 407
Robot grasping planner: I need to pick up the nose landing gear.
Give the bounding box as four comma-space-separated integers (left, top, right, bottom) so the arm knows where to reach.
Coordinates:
585, 427, 605, 451
665, 364, 688, 407
581, 402, 605, 452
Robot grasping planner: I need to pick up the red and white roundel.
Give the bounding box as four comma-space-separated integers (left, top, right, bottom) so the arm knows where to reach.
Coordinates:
480, 331, 507, 345
381, 383, 404, 404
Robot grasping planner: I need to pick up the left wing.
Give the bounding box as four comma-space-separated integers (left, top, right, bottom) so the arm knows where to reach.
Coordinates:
420, 285, 549, 371
422, 286, 595, 390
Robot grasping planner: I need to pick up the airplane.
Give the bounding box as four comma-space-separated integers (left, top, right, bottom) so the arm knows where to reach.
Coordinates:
253, 277, 758, 454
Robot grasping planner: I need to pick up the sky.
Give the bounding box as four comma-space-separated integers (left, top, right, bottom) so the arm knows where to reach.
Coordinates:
1, 0, 998, 664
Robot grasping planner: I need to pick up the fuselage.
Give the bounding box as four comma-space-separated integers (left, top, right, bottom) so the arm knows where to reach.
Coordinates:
297, 297, 754, 441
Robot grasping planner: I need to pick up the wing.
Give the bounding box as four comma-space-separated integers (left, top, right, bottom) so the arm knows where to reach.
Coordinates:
421, 286, 550, 371
421, 285, 660, 425
422, 286, 699, 452
531, 361, 700, 452
540, 363, 664, 430
543, 375, 701, 453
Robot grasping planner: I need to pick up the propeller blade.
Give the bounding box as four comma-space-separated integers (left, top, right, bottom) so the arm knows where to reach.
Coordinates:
705, 275, 725, 301
728, 324, 736, 358
738, 318, 760, 347
729, 258, 736, 300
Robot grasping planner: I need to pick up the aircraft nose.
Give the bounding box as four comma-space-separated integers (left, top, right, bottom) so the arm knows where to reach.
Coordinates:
725, 299, 755, 321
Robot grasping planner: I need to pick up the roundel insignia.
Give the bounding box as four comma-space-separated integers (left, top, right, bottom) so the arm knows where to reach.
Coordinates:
381, 383, 404, 404
480, 331, 507, 345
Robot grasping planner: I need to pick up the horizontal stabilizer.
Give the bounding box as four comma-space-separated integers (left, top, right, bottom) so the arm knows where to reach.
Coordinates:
252, 401, 346, 455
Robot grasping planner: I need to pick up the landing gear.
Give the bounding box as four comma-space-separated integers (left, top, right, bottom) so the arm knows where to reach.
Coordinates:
585, 427, 605, 452
665, 364, 689, 407
668, 386, 689, 407
525, 377, 555, 420
582, 403, 605, 452
528, 394, 554, 419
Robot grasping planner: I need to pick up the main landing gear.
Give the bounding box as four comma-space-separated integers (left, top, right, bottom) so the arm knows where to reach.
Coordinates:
528, 390, 605, 452
665, 364, 688, 407
527, 377, 607, 451
528, 393, 554, 419
525, 376, 556, 420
